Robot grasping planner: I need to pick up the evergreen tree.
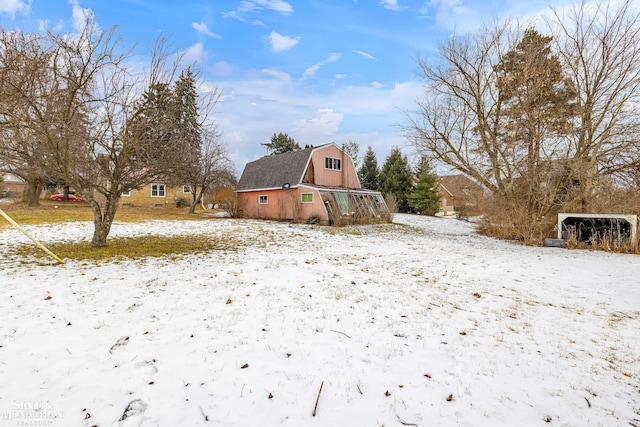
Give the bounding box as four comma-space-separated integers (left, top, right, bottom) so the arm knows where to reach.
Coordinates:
129, 69, 202, 176
408, 159, 440, 215
358, 145, 380, 190
172, 67, 202, 170
493, 28, 578, 220
129, 82, 176, 169
494, 28, 576, 183
379, 147, 414, 213
262, 132, 300, 155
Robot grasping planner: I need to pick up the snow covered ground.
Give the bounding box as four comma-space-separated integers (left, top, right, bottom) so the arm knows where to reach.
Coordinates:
0, 214, 639, 427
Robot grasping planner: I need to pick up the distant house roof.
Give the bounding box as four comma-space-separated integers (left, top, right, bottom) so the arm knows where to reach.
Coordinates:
438, 174, 482, 200
236, 144, 329, 192
2, 173, 25, 184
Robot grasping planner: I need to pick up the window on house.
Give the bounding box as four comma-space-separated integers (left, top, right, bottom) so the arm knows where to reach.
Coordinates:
301, 193, 313, 203
151, 184, 166, 197
324, 157, 342, 171
258, 195, 268, 204
122, 191, 131, 197
183, 185, 191, 193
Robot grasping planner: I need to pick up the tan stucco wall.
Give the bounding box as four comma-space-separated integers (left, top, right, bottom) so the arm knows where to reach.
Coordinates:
121, 184, 193, 207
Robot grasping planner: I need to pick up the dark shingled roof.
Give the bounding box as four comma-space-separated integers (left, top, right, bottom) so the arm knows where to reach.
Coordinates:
235, 146, 318, 191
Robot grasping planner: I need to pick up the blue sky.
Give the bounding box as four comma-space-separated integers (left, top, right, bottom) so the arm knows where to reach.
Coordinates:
1, 0, 582, 174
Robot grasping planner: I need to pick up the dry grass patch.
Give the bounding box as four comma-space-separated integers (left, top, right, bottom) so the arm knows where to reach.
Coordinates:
0, 201, 207, 228
9, 233, 243, 262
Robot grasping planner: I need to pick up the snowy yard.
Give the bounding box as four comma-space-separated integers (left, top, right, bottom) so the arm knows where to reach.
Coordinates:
0, 213, 639, 427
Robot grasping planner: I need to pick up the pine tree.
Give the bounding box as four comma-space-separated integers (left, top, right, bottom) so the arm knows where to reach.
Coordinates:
358, 146, 380, 190
494, 28, 576, 182
173, 67, 202, 169
262, 132, 300, 155
379, 147, 414, 213
493, 28, 578, 220
408, 160, 440, 215
129, 82, 176, 169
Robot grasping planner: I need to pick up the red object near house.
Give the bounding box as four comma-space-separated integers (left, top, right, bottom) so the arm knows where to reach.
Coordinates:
50, 193, 84, 202
236, 143, 389, 224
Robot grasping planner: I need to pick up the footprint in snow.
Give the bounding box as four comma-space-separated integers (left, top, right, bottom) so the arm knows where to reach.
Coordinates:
109, 336, 129, 353
134, 360, 158, 375
118, 399, 147, 426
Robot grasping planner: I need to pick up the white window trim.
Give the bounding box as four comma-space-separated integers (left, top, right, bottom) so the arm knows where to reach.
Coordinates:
301, 193, 314, 203
122, 191, 131, 197
183, 185, 191, 193
258, 195, 268, 205
151, 183, 166, 198
324, 157, 342, 171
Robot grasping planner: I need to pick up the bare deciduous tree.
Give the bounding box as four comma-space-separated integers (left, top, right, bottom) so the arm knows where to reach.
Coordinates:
182, 126, 236, 214
406, 0, 640, 242
550, 0, 640, 201
0, 30, 60, 205
405, 19, 517, 195
0, 15, 224, 247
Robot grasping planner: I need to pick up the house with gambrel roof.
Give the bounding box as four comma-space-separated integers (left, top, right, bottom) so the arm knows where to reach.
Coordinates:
236, 143, 390, 224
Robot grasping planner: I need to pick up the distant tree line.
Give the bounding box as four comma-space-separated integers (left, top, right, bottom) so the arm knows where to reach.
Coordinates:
358, 146, 439, 215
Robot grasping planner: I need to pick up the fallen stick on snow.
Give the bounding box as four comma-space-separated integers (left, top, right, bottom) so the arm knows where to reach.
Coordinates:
312, 381, 324, 417
396, 415, 418, 426
331, 330, 351, 338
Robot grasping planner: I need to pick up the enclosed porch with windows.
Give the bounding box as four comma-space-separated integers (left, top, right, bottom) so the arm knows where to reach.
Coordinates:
319, 189, 390, 225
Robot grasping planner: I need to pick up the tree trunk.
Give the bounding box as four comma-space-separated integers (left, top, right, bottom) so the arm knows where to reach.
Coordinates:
22, 180, 44, 206
89, 195, 120, 247
188, 199, 198, 214
188, 186, 205, 214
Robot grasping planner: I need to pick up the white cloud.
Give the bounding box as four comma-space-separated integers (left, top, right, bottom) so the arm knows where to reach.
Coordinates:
353, 50, 377, 60
426, 0, 498, 32
261, 68, 292, 83
38, 18, 48, 31
301, 64, 321, 80
238, 0, 293, 14
192, 22, 222, 39
238, 1, 258, 12
212, 61, 235, 76
294, 108, 343, 135
335, 74, 348, 80
0, 0, 31, 16
379, 0, 402, 11
183, 42, 207, 64
69, 0, 95, 33
252, 0, 293, 14
301, 53, 340, 81
222, 11, 245, 21
269, 30, 300, 52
